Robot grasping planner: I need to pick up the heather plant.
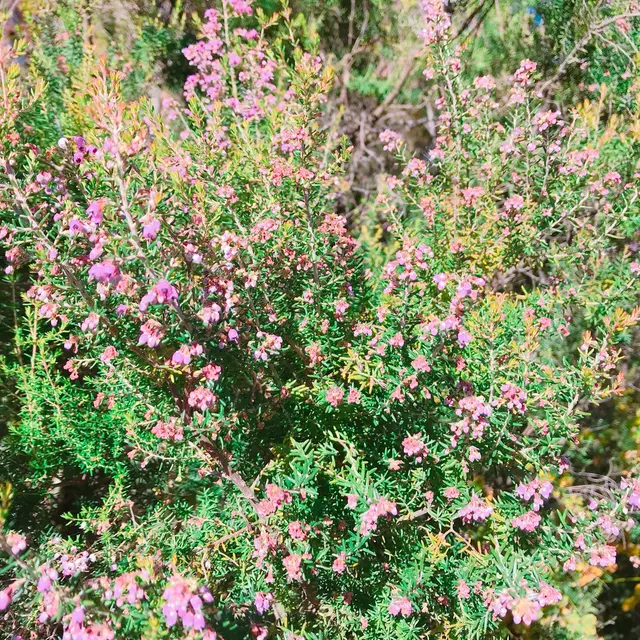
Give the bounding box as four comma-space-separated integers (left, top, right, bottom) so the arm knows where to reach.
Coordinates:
1, 2, 640, 640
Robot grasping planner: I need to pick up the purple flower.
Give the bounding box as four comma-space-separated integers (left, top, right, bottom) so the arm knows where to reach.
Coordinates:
86, 200, 105, 225
142, 217, 161, 240
254, 592, 273, 614
88, 260, 121, 286
139, 279, 178, 311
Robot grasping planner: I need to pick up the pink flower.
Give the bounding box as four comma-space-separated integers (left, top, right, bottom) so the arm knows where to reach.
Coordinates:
283, 554, 303, 582
589, 545, 616, 567
108, 571, 147, 608
457, 493, 493, 523
188, 387, 216, 412
326, 386, 345, 407
389, 332, 404, 348
99, 346, 118, 362
141, 216, 161, 240
139, 279, 178, 312
172, 345, 192, 366
603, 171, 621, 185
536, 582, 562, 606
288, 521, 307, 541
360, 497, 397, 535
511, 511, 541, 532
402, 434, 428, 459
253, 333, 283, 361
513, 59, 537, 86
412, 355, 431, 372
516, 479, 552, 511
379, 130, 403, 152
201, 363, 222, 381
500, 382, 527, 413
138, 320, 165, 348
457, 579, 470, 599
468, 446, 481, 462
88, 260, 121, 285
346, 494, 358, 509
433, 273, 448, 290
420, 0, 451, 45
332, 552, 347, 574
504, 194, 525, 212
86, 200, 106, 224
254, 591, 273, 614
388, 596, 412, 616
162, 574, 208, 630
510, 597, 541, 626
37, 573, 52, 593
6, 532, 26, 555
474, 76, 495, 90
334, 299, 350, 319
200, 304, 222, 326
152, 418, 184, 441
443, 486, 460, 500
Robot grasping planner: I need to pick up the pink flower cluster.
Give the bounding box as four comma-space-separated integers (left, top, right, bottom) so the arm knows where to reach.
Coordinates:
139, 319, 165, 347
589, 545, 617, 567
511, 510, 541, 532
388, 596, 413, 616
188, 387, 217, 412
451, 395, 492, 445
64, 607, 115, 640
402, 434, 429, 460
500, 382, 527, 413
256, 483, 292, 518
360, 497, 398, 535
457, 493, 493, 523
161, 574, 213, 631
253, 332, 283, 361
151, 418, 184, 441
104, 570, 149, 607
5, 532, 27, 555
420, 0, 451, 45
516, 478, 552, 511
139, 279, 179, 312
488, 582, 561, 627
254, 591, 273, 614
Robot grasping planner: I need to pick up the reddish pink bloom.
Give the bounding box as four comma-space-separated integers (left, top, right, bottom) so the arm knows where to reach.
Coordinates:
188, 387, 216, 412
99, 346, 118, 362
388, 596, 412, 616
360, 497, 397, 535
152, 418, 184, 441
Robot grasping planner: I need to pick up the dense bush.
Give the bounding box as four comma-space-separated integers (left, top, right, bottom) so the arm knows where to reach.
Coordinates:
1, 1, 640, 639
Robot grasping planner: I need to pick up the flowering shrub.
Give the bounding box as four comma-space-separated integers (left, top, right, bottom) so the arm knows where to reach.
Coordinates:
1, 2, 640, 639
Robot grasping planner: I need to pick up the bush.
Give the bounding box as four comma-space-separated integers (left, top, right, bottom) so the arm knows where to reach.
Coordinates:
1, 2, 640, 639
